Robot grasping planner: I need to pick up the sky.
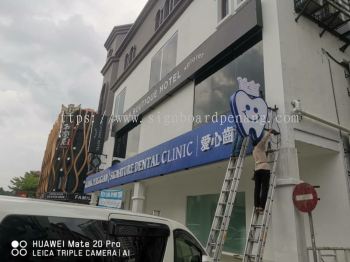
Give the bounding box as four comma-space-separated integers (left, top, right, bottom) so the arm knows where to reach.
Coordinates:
0, 0, 148, 189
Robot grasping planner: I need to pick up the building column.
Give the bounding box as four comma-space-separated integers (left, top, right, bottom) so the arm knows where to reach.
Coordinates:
270, 147, 309, 262
261, 0, 309, 260
131, 182, 146, 213
89, 191, 99, 206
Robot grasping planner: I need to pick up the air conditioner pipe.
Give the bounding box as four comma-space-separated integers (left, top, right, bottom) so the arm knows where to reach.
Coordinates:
291, 99, 350, 135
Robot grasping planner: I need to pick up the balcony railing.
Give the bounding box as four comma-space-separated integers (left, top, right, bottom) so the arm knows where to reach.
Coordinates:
295, 0, 350, 51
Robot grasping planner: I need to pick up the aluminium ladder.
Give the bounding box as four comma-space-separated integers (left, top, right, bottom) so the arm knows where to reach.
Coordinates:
243, 144, 280, 262
206, 136, 250, 261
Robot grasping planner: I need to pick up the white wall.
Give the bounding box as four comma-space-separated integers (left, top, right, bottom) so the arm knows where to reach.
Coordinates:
298, 145, 350, 248
115, 0, 217, 112
275, 0, 350, 144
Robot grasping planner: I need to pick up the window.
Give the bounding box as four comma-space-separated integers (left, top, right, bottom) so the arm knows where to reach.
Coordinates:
107, 48, 113, 58
0, 215, 108, 261
220, 0, 229, 20
130, 46, 136, 60
114, 132, 128, 159
109, 219, 169, 262
114, 88, 126, 117
113, 124, 141, 159
125, 124, 141, 158
164, 0, 170, 18
149, 32, 178, 88
124, 46, 137, 70
186, 193, 246, 254
174, 229, 203, 262
124, 53, 130, 70
155, 10, 161, 30
193, 42, 264, 128
155, 0, 182, 30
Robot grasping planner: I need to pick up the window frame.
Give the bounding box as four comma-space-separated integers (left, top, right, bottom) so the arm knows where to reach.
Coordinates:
113, 123, 141, 159
124, 124, 141, 159
149, 31, 178, 89
113, 88, 126, 117
173, 229, 204, 262
220, 0, 229, 20
124, 53, 130, 70
108, 219, 170, 262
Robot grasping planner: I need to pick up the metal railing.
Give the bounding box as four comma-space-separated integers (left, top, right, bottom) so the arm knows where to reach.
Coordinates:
307, 247, 350, 262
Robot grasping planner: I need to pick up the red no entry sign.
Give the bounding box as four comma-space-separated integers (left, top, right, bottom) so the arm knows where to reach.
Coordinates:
293, 183, 318, 213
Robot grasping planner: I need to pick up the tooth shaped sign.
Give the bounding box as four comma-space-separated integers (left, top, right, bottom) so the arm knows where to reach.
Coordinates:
230, 90, 268, 143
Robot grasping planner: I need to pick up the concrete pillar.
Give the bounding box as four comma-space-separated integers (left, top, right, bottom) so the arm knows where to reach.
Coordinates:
89, 191, 99, 206
261, 0, 309, 260
131, 182, 146, 213
270, 147, 309, 262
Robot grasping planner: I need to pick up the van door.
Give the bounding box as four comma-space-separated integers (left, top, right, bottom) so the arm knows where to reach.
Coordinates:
173, 229, 205, 262
108, 218, 170, 262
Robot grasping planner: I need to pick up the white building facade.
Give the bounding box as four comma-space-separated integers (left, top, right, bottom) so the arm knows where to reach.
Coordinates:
87, 0, 350, 261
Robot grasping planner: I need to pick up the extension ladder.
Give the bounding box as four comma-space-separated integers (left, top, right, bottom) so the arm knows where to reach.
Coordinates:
205, 136, 250, 261
243, 145, 280, 262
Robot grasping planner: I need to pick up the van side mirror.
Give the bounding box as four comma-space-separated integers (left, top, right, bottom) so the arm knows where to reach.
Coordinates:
202, 255, 213, 262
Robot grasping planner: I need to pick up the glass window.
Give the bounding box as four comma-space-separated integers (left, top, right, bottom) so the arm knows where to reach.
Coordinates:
186, 192, 246, 254
149, 32, 178, 89
109, 219, 170, 262
161, 33, 178, 79
114, 132, 128, 158
193, 42, 264, 128
221, 0, 229, 19
174, 229, 203, 262
150, 50, 162, 89
125, 124, 141, 158
114, 88, 126, 117
0, 215, 108, 261
113, 124, 140, 159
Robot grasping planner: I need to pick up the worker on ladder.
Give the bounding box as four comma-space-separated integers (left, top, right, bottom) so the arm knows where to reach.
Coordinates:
252, 129, 273, 213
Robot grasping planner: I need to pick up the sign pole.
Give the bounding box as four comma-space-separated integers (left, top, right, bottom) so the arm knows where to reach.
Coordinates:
292, 183, 320, 262
308, 211, 318, 262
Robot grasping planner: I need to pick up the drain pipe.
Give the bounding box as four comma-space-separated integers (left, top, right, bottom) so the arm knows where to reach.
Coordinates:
291, 100, 350, 135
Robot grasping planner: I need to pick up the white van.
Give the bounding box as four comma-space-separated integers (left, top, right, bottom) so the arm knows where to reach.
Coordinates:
0, 196, 211, 262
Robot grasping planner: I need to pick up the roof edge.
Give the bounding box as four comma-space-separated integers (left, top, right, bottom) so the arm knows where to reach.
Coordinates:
104, 24, 134, 50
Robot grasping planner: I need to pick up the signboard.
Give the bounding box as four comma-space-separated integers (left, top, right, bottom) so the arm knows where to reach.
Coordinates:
59, 122, 73, 148
98, 190, 123, 209
85, 118, 253, 193
44, 192, 69, 201
230, 77, 267, 143
43, 192, 91, 204
89, 114, 108, 155
293, 183, 318, 213
71, 193, 91, 203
